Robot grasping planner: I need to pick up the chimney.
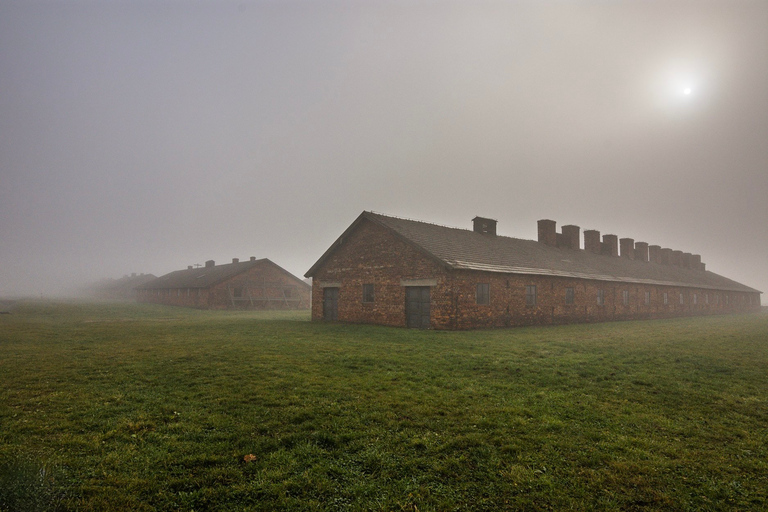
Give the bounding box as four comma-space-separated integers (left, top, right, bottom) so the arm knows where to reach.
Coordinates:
660, 248, 672, 265
131, 273, 136, 277
205, 260, 215, 268
250, 256, 257, 261
561, 225, 581, 250
620, 238, 635, 259
584, 229, 601, 254
635, 242, 649, 262
671, 250, 683, 266
682, 253, 692, 269
700, 262, 706, 271
538, 219, 557, 246
692, 254, 703, 271
473, 216, 497, 236
648, 245, 662, 264
602, 234, 619, 257
232, 258, 239, 264
187, 266, 193, 270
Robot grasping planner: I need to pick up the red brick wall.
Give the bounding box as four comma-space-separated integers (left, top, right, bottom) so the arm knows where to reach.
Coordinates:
310, 218, 450, 327
310, 219, 762, 329
447, 272, 761, 329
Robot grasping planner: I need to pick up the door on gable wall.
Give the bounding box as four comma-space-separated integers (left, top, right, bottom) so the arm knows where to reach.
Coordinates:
323, 287, 339, 321
406, 286, 431, 328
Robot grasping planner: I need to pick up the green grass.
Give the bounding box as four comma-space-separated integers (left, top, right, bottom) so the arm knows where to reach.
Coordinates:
1, 300, 767, 511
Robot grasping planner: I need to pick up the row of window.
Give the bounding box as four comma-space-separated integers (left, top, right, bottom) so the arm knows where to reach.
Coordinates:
356, 283, 752, 307
475, 284, 742, 308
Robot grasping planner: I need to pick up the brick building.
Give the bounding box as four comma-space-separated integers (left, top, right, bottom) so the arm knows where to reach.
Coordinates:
305, 212, 761, 329
87, 273, 157, 301
137, 257, 310, 310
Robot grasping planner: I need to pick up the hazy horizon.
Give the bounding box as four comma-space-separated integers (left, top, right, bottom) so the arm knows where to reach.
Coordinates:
2, 1, 766, 299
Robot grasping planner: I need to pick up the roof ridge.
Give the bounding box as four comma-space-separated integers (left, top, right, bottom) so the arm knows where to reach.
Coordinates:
367, 211, 474, 234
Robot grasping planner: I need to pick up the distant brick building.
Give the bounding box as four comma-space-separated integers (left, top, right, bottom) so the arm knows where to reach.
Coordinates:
87, 273, 157, 301
137, 258, 310, 310
305, 212, 761, 329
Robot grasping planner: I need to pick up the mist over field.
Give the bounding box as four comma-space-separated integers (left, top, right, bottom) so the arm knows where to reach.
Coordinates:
1, 1, 766, 298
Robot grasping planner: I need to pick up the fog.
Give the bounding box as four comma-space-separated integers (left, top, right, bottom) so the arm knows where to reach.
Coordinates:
1, 1, 766, 298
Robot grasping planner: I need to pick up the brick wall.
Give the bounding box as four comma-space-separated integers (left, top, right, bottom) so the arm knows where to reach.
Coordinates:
310, 218, 449, 327
448, 272, 760, 329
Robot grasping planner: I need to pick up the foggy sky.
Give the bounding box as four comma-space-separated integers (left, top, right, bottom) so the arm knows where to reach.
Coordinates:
1, 0, 767, 298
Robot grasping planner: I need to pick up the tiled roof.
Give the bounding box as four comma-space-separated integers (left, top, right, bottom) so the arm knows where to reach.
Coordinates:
331, 212, 758, 293
139, 258, 310, 290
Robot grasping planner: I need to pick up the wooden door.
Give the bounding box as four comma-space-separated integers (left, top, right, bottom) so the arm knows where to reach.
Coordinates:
406, 286, 431, 328
323, 287, 339, 321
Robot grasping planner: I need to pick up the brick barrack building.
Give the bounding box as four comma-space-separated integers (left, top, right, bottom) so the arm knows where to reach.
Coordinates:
305, 211, 761, 329
137, 257, 310, 310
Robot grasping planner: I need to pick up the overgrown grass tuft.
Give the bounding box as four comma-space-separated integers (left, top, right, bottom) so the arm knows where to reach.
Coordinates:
1, 300, 767, 510
0, 454, 71, 512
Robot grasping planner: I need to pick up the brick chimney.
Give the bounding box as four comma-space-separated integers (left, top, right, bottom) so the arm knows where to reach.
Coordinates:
561, 225, 581, 250
187, 266, 193, 270
250, 256, 257, 261
538, 219, 557, 246
232, 258, 239, 264
682, 253, 692, 269
602, 234, 619, 257
205, 260, 215, 268
473, 216, 497, 236
620, 238, 635, 259
584, 230, 601, 254
635, 242, 649, 262
692, 254, 703, 271
649, 245, 662, 264
672, 250, 684, 266
660, 248, 672, 265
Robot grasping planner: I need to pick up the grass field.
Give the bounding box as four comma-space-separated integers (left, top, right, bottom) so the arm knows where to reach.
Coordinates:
1, 300, 767, 511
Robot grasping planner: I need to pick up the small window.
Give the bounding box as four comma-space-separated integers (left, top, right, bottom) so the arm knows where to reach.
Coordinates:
525, 285, 537, 306
565, 287, 574, 305
622, 290, 629, 306
476, 283, 490, 305
644, 291, 650, 305
705, 294, 709, 304
597, 289, 605, 306
663, 292, 668, 305
284, 288, 293, 298
679, 293, 684, 305
362, 284, 374, 303
693, 293, 698, 305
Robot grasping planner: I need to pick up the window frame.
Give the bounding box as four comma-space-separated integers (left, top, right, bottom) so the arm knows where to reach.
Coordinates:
565, 287, 574, 305
362, 283, 375, 303
476, 283, 490, 305
597, 289, 605, 306
525, 285, 537, 307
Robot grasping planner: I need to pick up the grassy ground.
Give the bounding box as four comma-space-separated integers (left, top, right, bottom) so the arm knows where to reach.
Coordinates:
1, 300, 767, 511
